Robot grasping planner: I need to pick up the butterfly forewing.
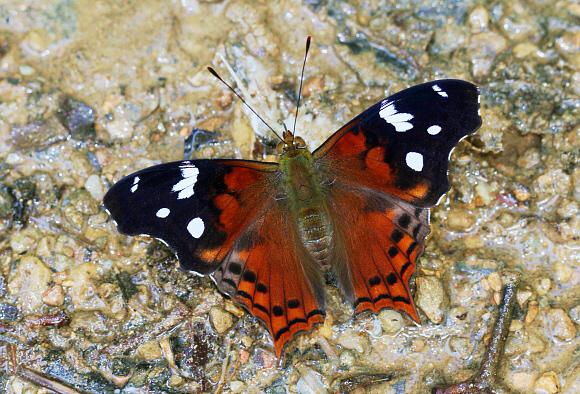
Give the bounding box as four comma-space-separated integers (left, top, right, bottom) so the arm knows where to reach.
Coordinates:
103, 159, 279, 275
314, 79, 481, 207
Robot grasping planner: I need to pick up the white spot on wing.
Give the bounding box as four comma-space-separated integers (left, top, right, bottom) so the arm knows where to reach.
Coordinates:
406, 152, 423, 171
187, 217, 204, 238
130, 176, 140, 193
172, 164, 200, 199
379, 100, 414, 132
427, 125, 441, 135
432, 84, 448, 98
156, 208, 170, 218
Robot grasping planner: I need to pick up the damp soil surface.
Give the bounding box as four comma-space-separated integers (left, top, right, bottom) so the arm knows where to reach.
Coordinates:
1, 0, 580, 393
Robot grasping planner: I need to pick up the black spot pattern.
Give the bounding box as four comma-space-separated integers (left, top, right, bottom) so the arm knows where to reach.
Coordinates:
398, 213, 411, 229
228, 263, 242, 275
273, 306, 284, 317
391, 229, 404, 243
288, 299, 300, 309
386, 273, 398, 285
242, 270, 256, 283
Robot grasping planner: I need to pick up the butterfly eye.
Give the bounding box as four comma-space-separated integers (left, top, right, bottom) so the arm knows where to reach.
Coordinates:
294, 136, 306, 148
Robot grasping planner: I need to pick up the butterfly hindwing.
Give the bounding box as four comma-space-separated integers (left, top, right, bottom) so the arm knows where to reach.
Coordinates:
325, 186, 430, 321
212, 203, 326, 357
103, 159, 279, 275
314, 79, 481, 207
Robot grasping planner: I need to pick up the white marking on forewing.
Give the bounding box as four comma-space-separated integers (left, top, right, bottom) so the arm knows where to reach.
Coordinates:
427, 125, 441, 135
379, 100, 414, 132
156, 208, 170, 218
172, 164, 200, 199
130, 176, 140, 193
432, 84, 448, 98
187, 217, 204, 238
406, 152, 424, 171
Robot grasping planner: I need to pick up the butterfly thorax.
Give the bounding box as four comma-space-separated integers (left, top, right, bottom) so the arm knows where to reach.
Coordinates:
279, 140, 334, 267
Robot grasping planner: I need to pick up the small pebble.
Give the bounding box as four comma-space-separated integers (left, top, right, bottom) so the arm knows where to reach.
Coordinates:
511, 372, 535, 391
137, 341, 162, 361
378, 309, 404, 334
337, 329, 369, 354
169, 374, 184, 387
468, 6, 489, 32
445, 207, 476, 232
536, 278, 551, 296
84, 174, 104, 202
514, 185, 532, 201
513, 42, 540, 58
449, 336, 471, 360
7, 255, 52, 314
339, 350, 356, 366
209, 307, 233, 334
525, 302, 539, 324
517, 290, 533, 306
487, 272, 503, 292
553, 262, 572, 284
534, 371, 560, 394
569, 305, 580, 325
230, 381, 246, 393
42, 285, 65, 307
415, 276, 448, 324
410, 339, 425, 352
546, 308, 577, 340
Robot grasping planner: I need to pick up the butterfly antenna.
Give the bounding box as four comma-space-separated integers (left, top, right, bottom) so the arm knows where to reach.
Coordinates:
208, 56, 282, 141
292, 36, 311, 135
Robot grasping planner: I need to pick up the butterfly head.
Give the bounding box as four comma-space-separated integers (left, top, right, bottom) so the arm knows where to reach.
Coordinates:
277, 130, 307, 156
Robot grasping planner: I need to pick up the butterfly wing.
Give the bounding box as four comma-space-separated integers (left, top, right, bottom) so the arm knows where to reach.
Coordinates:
212, 202, 326, 358
313, 79, 481, 207
103, 159, 280, 275
313, 80, 481, 321
103, 159, 326, 357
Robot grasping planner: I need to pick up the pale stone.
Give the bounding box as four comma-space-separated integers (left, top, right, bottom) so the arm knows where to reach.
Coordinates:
536, 278, 551, 296
487, 272, 503, 292
449, 337, 471, 360
137, 341, 162, 361
42, 285, 65, 307
534, 371, 560, 393
468, 6, 489, 32
84, 174, 105, 202
445, 208, 476, 232
230, 381, 246, 393
337, 329, 369, 354
416, 276, 448, 324
210, 307, 233, 334
546, 309, 577, 340
525, 303, 539, 324
511, 372, 536, 390
378, 309, 404, 334
7, 255, 52, 314
553, 262, 572, 284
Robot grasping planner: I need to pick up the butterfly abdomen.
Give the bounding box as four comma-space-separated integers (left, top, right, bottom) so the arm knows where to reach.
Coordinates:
297, 206, 334, 267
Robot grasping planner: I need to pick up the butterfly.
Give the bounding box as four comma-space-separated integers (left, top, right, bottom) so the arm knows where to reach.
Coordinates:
103, 78, 481, 359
